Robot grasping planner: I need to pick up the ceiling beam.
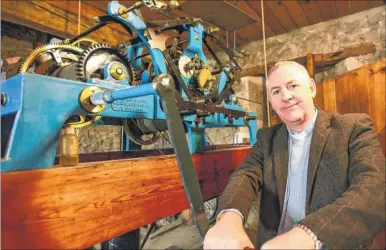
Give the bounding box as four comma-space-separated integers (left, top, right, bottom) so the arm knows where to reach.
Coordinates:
1, 1, 131, 46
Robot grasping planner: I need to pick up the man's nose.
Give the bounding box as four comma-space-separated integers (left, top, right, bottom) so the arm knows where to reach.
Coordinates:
281, 88, 293, 101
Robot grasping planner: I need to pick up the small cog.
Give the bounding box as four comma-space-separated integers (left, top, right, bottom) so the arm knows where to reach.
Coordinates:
65, 115, 102, 129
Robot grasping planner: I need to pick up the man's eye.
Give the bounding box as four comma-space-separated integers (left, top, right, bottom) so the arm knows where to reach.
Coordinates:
272, 90, 280, 95
288, 84, 298, 90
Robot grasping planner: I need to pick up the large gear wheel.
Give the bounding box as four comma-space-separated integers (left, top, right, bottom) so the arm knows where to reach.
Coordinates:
19, 43, 83, 74
70, 37, 98, 49
19, 43, 101, 129
75, 43, 133, 84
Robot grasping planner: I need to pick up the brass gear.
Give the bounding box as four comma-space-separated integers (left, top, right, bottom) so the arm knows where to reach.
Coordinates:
19, 43, 83, 73
19, 43, 101, 129
70, 38, 99, 49
65, 115, 102, 129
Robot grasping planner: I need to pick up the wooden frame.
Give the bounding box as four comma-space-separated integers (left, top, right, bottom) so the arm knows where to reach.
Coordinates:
1, 147, 251, 249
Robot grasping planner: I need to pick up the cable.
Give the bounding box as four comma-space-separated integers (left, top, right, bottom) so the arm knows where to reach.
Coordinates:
261, 0, 270, 127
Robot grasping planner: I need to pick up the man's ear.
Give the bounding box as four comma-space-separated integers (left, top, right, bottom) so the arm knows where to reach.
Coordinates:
309, 79, 316, 98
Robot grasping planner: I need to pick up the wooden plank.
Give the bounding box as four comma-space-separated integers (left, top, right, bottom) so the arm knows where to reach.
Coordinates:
350, 0, 368, 14
234, 0, 272, 37
312, 43, 376, 67
226, 0, 267, 38
1, 147, 251, 249
314, 82, 325, 110
306, 53, 315, 79
322, 78, 337, 113
299, 0, 323, 24
367, 0, 385, 9
281, 0, 310, 28
246, 0, 287, 35
241, 44, 376, 77
333, 0, 351, 17
368, 60, 386, 154
315, 0, 337, 21
265, 1, 297, 31
1, 1, 131, 46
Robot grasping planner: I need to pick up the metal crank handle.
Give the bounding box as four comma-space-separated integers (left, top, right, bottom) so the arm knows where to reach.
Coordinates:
152, 74, 209, 239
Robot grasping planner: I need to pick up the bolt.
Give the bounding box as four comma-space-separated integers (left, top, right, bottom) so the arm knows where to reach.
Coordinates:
1, 93, 7, 106
116, 67, 123, 75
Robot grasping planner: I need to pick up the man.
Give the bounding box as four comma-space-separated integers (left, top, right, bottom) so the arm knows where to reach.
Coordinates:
203, 61, 385, 249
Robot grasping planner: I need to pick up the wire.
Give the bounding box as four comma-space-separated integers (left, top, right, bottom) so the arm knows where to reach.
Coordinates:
78, 0, 81, 35
205, 132, 214, 145
236, 96, 261, 104
160, 131, 174, 147
261, 0, 270, 127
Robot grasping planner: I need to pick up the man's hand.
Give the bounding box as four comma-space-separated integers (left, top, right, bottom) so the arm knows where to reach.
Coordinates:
203, 211, 254, 249
261, 227, 315, 249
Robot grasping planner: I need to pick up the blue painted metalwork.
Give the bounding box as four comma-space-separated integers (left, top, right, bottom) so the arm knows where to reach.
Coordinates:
1, 0, 258, 172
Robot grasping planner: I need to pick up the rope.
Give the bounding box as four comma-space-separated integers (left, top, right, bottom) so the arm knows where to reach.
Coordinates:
226, 30, 229, 48
261, 0, 270, 127
78, 0, 81, 35
233, 30, 236, 53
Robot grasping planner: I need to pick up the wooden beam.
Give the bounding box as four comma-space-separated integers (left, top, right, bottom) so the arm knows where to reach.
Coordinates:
246, 1, 286, 35
265, 1, 297, 32
281, 1, 310, 28
1, 1, 131, 46
241, 44, 376, 77
306, 53, 315, 79
315, 1, 337, 22
298, 0, 323, 25
1, 147, 251, 249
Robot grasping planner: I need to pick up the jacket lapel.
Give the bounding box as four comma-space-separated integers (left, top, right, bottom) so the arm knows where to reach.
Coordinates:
306, 110, 332, 214
273, 124, 289, 213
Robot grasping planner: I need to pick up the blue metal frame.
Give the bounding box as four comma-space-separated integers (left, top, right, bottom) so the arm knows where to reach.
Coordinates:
0, 1, 258, 172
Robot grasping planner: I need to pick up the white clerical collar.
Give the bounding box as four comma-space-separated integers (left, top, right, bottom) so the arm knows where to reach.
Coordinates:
287, 108, 318, 140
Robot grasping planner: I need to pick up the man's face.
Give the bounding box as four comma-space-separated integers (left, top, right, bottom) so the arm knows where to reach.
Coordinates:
267, 64, 316, 128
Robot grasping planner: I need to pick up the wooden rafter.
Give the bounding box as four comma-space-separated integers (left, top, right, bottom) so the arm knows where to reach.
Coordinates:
1, 1, 131, 45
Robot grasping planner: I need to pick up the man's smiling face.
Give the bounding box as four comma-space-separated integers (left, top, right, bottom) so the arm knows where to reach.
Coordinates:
267, 63, 316, 130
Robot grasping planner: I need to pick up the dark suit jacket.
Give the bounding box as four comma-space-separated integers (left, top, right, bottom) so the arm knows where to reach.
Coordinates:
219, 110, 385, 249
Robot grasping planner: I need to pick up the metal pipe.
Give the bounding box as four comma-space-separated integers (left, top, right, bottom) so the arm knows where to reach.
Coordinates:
90, 83, 156, 105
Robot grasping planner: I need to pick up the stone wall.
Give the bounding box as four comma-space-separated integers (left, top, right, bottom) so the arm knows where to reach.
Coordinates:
211, 5, 385, 144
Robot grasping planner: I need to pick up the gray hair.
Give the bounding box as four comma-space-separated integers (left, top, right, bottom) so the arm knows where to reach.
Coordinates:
267, 61, 311, 81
